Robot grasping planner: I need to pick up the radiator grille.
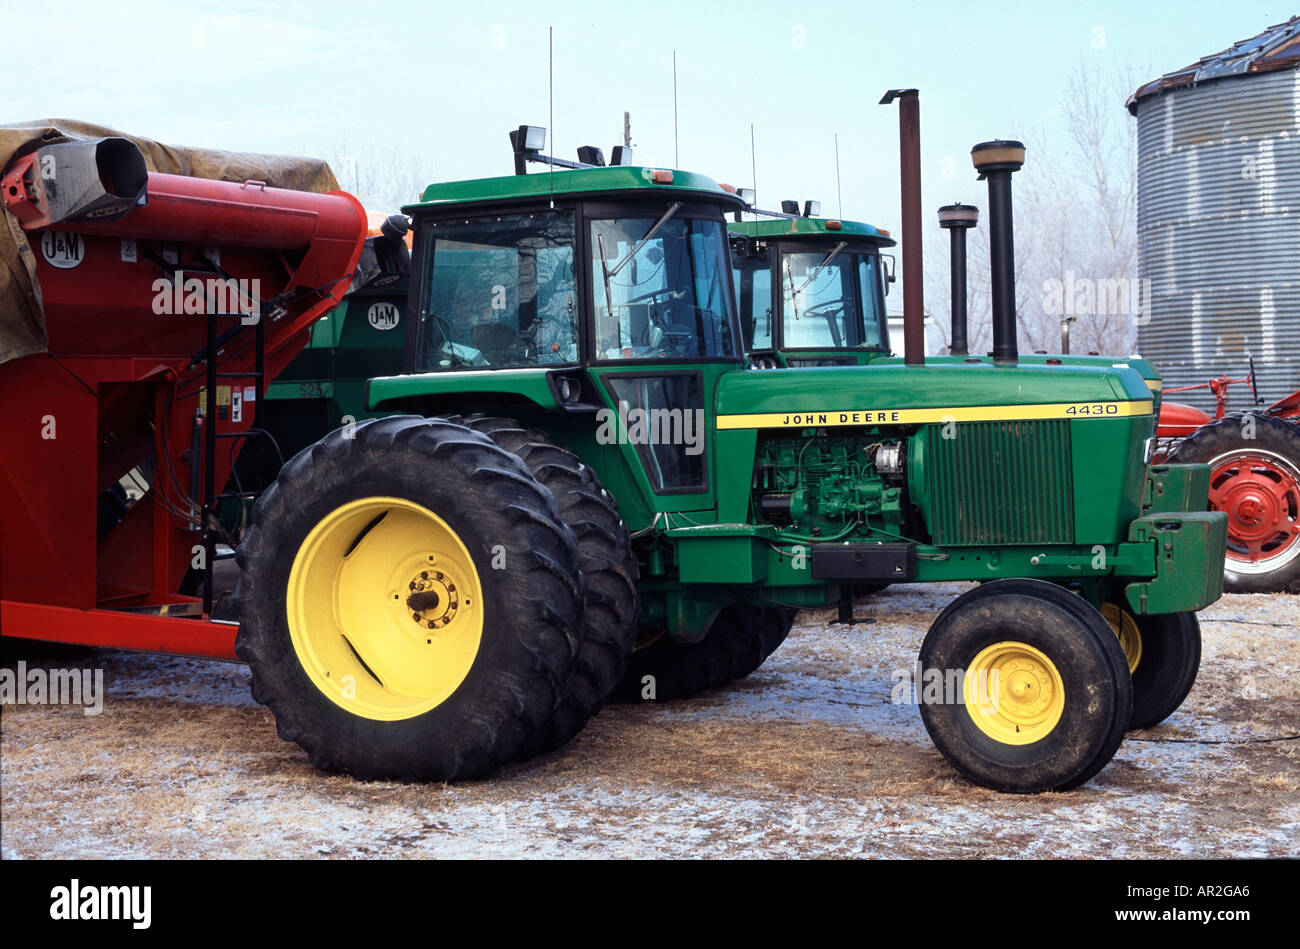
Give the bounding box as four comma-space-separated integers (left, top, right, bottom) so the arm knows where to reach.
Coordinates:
926, 420, 1074, 546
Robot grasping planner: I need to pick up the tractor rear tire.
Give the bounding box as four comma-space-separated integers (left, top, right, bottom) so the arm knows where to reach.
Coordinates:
918, 579, 1132, 793
1102, 604, 1201, 730
1168, 413, 1300, 593
614, 604, 797, 702
446, 415, 639, 754
232, 415, 584, 782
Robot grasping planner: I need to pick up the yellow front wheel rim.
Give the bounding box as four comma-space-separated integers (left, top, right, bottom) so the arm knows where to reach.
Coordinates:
1101, 602, 1143, 674
286, 496, 483, 721
964, 641, 1066, 745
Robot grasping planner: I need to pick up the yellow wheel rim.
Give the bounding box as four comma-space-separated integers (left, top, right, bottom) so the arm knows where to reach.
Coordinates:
964, 641, 1066, 746
1101, 602, 1143, 674
286, 496, 483, 721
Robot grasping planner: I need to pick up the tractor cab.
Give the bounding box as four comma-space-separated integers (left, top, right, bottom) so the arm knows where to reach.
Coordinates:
364, 126, 746, 508
406, 173, 740, 373
728, 205, 895, 368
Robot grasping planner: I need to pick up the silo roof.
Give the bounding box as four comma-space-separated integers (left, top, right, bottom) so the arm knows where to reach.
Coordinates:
1127, 16, 1300, 113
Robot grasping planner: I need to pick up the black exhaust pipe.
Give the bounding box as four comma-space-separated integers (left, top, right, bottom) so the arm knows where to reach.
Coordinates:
971, 140, 1025, 365
880, 89, 925, 367
937, 203, 978, 356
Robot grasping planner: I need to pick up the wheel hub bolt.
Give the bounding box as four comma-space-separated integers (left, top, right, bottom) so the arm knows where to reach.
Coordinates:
407, 590, 441, 612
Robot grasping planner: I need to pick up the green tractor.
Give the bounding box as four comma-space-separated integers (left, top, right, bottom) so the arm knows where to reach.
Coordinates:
230, 121, 1225, 793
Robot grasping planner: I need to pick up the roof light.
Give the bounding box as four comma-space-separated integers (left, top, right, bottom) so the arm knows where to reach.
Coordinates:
650, 169, 674, 184
780, 200, 799, 215
718, 182, 738, 194
803, 200, 821, 218
825, 220, 842, 231
577, 145, 605, 166
877, 228, 890, 237
510, 125, 547, 153
610, 146, 634, 166
737, 187, 756, 205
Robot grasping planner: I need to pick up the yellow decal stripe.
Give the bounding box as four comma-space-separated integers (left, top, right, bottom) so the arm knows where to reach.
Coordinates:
716, 400, 1153, 430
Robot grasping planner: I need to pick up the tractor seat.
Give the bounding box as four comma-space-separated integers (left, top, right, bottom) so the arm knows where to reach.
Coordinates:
471, 321, 518, 364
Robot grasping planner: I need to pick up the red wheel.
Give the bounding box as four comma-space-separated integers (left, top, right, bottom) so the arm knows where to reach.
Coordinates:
1170, 414, 1300, 593
1209, 450, 1300, 573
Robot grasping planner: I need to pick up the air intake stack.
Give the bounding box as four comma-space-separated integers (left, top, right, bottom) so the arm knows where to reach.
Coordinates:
937, 202, 978, 356
971, 140, 1024, 365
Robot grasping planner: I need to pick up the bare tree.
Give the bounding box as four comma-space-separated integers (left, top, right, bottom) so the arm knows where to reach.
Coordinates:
323, 140, 435, 215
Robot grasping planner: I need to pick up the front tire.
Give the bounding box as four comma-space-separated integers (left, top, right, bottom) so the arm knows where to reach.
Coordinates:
1102, 603, 1201, 729
232, 416, 584, 782
918, 579, 1132, 793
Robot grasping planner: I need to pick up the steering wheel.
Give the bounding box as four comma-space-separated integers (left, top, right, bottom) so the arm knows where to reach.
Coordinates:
427, 314, 490, 368
801, 297, 854, 319
627, 287, 685, 306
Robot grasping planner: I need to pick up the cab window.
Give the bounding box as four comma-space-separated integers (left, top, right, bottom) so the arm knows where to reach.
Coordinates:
590, 214, 736, 360
415, 210, 578, 370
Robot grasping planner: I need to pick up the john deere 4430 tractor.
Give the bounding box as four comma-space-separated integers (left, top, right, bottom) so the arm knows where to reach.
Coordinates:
232, 120, 1225, 793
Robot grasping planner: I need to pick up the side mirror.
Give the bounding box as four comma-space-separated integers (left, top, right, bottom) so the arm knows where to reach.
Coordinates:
881, 254, 897, 296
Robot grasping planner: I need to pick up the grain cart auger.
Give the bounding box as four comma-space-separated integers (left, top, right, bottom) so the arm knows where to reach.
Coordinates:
0, 132, 366, 657
222, 118, 1227, 792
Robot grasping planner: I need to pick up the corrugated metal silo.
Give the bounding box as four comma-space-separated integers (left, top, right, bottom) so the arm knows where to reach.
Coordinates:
1128, 19, 1300, 411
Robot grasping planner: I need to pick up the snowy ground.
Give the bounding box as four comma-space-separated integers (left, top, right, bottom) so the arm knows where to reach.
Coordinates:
2, 584, 1297, 858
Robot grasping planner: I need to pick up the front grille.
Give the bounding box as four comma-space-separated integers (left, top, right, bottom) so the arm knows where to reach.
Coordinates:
926, 420, 1074, 546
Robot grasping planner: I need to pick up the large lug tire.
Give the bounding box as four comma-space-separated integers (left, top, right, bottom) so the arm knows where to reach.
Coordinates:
1168, 413, 1300, 593
918, 579, 1132, 793
232, 416, 585, 782
614, 604, 798, 703
1102, 603, 1202, 730
445, 415, 639, 753
730, 606, 799, 681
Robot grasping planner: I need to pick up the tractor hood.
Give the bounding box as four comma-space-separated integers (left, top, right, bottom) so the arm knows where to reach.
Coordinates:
714, 362, 1153, 429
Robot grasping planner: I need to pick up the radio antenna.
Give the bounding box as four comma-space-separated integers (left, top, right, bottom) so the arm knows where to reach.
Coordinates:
672, 51, 679, 167
548, 26, 554, 208
834, 132, 843, 218
750, 124, 758, 222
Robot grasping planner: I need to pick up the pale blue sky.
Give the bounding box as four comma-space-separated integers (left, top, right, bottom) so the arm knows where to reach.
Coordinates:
4, 0, 1289, 228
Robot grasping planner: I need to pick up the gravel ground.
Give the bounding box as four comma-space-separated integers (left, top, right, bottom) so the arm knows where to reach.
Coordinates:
2, 584, 1296, 859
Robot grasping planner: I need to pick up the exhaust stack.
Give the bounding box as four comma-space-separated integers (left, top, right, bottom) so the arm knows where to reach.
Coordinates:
880, 89, 925, 367
971, 140, 1024, 365
937, 203, 978, 356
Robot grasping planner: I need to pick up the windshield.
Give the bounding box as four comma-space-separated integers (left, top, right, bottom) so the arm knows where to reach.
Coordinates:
414, 210, 578, 370
591, 215, 737, 360
780, 247, 886, 350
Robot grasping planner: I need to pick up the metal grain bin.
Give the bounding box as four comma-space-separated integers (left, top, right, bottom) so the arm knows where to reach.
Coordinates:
1128, 19, 1300, 411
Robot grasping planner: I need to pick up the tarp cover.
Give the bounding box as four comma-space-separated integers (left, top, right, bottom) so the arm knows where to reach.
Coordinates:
1, 120, 341, 364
